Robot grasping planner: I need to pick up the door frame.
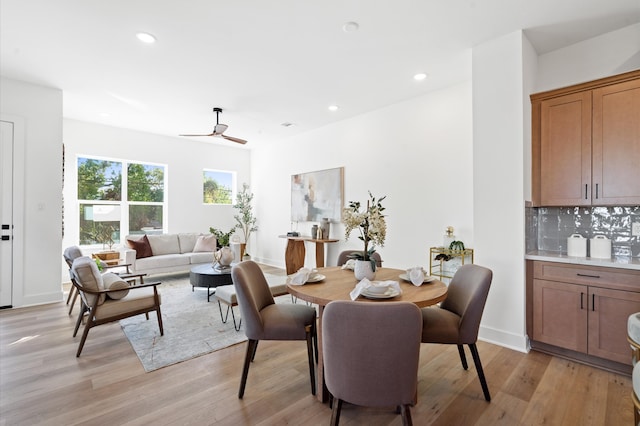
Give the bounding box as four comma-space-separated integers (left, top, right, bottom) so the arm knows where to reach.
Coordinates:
0, 114, 25, 308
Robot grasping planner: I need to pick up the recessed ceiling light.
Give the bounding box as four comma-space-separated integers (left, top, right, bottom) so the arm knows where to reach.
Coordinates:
136, 32, 157, 43
99, 112, 110, 118
328, 105, 339, 111
343, 21, 359, 32
414, 73, 428, 81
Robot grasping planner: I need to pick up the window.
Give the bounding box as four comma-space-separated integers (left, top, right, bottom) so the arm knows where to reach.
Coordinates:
78, 157, 166, 247
203, 169, 235, 205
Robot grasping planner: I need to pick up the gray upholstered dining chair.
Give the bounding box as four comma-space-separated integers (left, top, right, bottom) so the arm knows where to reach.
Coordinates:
63, 246, 84, 314
336, 250, 383, 268
70, 256, 163, 357
231, 260, 317, 399
322, 300, 422, 426
420, 264, 493, 401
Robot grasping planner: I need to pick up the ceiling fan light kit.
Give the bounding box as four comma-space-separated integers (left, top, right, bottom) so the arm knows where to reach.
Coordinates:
180, 107, 247, 144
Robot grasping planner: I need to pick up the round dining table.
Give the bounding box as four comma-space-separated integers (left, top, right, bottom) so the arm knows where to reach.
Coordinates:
286, 266, 448, 402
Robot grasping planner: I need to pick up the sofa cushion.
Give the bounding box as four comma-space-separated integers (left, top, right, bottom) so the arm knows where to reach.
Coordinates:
193, 234, 217, 252
95, 287, 160, 321
102, 272, 130, 300
71, 256, 106, 305
190, 252, 215, 264
178, 233, 199, 254
147, 234, 180, 256
135, 254, 190, 271
126, 235, 153, 259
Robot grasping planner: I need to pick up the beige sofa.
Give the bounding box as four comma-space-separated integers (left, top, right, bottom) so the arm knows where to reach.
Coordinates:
123, 233, 216, 276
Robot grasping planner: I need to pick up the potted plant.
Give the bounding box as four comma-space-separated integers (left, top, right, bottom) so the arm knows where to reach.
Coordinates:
233, 183, 258, 260
342, 191, 387, 280
209, 227, 235, 248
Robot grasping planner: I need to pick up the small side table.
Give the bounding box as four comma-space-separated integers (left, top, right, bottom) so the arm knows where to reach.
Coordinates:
189, 264, 234, 302
279, 235, 339, 275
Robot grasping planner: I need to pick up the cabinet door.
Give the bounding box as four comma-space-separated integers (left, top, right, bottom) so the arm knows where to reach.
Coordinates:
588, 287, 640, 365
592, 79, 640, 205
533, 279, 588, 352
540, 92, 592, 206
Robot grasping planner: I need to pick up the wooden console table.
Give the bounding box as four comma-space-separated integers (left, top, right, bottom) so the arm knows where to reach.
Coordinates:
278, 235, 339, 274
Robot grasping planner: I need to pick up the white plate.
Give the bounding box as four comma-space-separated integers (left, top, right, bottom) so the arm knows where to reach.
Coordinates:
398, 273, 436, 283
306, 274, 325, 283
361, 288, 400, 299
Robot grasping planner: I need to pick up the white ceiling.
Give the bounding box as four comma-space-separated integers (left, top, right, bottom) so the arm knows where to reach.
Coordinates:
1, 0, 639, 148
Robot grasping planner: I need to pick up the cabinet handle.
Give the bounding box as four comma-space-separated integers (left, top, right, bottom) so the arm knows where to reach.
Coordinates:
580, 292, 584, 309
595, 183, 599, 199
585, 184, 588, 200
577, 273, 600, 279
592, 294, 595, 311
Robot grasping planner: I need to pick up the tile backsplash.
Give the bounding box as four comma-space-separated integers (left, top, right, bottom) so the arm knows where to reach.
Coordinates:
526, 206, 640, 259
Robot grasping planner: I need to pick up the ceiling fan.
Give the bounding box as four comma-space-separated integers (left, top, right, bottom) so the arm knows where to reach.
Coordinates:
180, 107, 247, 144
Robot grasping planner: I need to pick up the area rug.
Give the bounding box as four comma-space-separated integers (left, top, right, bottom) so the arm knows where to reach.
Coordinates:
120, 272, 289, 372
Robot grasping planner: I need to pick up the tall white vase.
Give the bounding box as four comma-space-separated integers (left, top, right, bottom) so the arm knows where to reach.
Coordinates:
354, 260, 376, 281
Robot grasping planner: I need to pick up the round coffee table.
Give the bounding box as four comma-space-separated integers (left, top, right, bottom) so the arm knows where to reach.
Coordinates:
189, 264, 234, 302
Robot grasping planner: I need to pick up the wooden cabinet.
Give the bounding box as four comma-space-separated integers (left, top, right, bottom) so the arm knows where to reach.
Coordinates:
592, 78, 640, 205
530, 261, 640, 368
531, 70, 640, 206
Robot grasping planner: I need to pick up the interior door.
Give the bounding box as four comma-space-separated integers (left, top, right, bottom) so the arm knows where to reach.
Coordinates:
0, 120, 14, 307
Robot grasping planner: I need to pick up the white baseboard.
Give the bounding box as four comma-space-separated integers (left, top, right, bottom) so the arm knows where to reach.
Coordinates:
478, 324, 528, 353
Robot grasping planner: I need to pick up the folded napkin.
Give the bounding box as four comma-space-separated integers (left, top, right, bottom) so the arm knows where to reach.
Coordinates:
289, 267, 318, 285
350, 278, 401, 300
341, 259, 356, 270
406, 266, 426, 286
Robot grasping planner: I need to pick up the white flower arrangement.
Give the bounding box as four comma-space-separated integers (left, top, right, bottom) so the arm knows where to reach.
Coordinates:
342, 191, 386, 267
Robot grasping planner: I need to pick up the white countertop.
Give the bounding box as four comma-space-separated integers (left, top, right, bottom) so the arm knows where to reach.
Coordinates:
525, 251, 640, 271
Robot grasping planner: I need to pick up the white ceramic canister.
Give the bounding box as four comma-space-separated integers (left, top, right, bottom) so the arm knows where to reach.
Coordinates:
567, 234, 587, 257
590, 235, 611, 259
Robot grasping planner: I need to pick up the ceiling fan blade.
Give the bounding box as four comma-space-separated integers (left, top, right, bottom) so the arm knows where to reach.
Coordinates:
179, 133, 216, 137
221, 134, 248, 145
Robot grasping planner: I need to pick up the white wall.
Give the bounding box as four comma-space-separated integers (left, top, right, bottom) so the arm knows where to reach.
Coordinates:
472, 31, 531, 352
536, 23, 640, 92
0, 77, 63, 307
62, 119, 251, 281
251, 79, 474, 272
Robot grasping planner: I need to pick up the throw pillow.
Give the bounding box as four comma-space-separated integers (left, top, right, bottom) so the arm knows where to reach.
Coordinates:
193, 234, 217, 252
126, 235, 153, 259
102, 272, 130, 300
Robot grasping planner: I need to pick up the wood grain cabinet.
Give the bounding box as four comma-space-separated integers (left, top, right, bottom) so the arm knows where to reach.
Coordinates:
531, 261, 640, 368
531, 70, 640, 206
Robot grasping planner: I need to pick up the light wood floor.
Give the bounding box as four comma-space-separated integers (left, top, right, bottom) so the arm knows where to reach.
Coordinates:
0, 265, 634, 425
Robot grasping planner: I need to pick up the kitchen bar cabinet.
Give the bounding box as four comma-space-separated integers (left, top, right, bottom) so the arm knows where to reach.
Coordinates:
531, 69, 640, 206
528, 260, 640, 372
429, 247, 474, 281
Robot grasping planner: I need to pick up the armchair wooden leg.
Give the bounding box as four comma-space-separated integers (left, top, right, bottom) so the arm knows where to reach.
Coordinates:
76, 317, 94, 357
457, 344, 468, 370
239, 339, 258, 399
469, 343, 491, 401
305, 325, 316, 395
155, 307, 164, 335
400, 404, 413, 426
330, 398, 342, 426
68, 289, 79, 315
73, 302, 87, 337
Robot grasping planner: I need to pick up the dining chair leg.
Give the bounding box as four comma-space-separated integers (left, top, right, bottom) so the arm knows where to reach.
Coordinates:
312, 321, 318, 363
457, 344, 468, 370
251, 340, 259, 362
305, 325, 316, 395
469, 343, 491, 401
239, 339, 258, 399
330, 398, 342, 426
76, 317, 94, 357
400, 404, 413, 426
